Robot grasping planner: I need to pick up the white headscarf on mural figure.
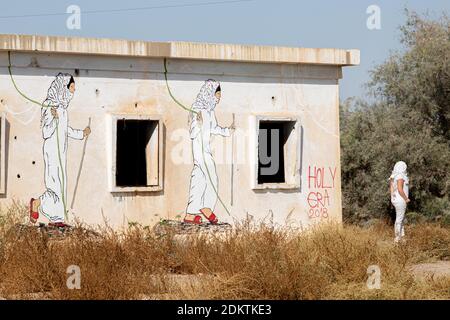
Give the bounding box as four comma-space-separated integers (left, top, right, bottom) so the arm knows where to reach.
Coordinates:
389, 161, 408, 181
41, 73, 74, 130
43, 73, 74, 108
192, 79, 221, 111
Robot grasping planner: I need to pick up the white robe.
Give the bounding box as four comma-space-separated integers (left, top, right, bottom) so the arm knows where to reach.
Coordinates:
186, 108, 230, 214
389, 161, 409, 242
38, 106, 83, 222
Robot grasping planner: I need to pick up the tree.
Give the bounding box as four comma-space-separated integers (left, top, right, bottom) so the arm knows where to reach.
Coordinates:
340, 11, 450, 224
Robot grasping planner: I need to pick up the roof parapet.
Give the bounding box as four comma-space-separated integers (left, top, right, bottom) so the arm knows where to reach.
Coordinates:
0, 34, 359, 66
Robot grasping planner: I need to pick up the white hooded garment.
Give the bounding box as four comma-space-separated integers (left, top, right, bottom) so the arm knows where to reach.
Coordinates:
390, 161, 409, 204
389, 161, 409, 242
186, 80, 230, 215
38, 73, 84, 223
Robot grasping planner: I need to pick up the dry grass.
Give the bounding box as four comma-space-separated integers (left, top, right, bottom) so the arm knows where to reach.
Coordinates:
0, 202, 449, 300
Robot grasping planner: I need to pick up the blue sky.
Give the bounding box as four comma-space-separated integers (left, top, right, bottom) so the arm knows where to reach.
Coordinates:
0, 0, 448, 100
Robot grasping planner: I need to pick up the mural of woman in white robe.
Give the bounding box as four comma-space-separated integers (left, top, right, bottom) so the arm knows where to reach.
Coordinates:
29, 73, 90, 226
184, 79, 233, 225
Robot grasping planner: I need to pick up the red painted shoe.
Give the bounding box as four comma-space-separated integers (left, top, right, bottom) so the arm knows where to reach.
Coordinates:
183, 215, 202, 225
29, 198, 39, 223
207, 212, 218, 225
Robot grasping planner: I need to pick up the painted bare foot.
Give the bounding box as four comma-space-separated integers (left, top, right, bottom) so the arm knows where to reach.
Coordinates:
183, 213, 203, 225
200, 208, 218, 224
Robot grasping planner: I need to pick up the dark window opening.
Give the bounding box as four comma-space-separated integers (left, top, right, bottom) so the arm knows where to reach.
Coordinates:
116, 119, 158, 187
257, 120, 295, 184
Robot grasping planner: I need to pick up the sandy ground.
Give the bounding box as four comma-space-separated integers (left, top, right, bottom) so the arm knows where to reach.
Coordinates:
409, 261, 450, 279
1, 262, 449, 300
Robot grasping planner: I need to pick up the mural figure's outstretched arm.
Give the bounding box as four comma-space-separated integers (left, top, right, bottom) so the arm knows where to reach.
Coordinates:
68, 126, 84, 140
210, 111, 230, 137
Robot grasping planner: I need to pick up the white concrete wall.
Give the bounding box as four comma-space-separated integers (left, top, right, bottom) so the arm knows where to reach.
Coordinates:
0, 51, 343, 229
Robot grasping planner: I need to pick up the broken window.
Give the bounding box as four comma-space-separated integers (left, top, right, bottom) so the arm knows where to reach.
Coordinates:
111, 116, 162, 192
253, 117, 301, 189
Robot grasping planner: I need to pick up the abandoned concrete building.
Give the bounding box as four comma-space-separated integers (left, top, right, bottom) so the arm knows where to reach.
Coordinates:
0, 34, 359, 229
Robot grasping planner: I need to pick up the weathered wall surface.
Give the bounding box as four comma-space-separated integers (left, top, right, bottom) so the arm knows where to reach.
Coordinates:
0, 51, 342, 229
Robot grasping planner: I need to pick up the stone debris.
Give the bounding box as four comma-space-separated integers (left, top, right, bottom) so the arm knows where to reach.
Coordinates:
153, 219, 232, 236
5, 220, 231, 240
6, 223, 99, 240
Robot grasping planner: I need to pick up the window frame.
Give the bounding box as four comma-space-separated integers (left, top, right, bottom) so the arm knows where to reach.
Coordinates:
0, 113, 6, 194
250, 115, 301, 191
108, 114, 163, 193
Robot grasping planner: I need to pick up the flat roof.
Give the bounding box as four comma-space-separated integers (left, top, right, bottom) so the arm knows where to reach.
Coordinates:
0, 34, 359, 66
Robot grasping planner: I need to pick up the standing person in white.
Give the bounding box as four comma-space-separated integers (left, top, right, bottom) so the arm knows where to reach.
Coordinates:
389, 161, 410, 243
184, 79, 233, 225
29, 73, 91, 227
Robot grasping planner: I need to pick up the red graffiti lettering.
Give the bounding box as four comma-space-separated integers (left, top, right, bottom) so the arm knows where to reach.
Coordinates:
308, 166, 336, 189
329, 167, 337, 188
307, 165, 337, 219
307, 190, 330, 208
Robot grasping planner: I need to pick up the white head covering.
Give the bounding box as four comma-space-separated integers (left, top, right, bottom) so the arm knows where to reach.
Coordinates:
389, 161, 408, 181
43, 73, 74, 109
192, 79, 221, 111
